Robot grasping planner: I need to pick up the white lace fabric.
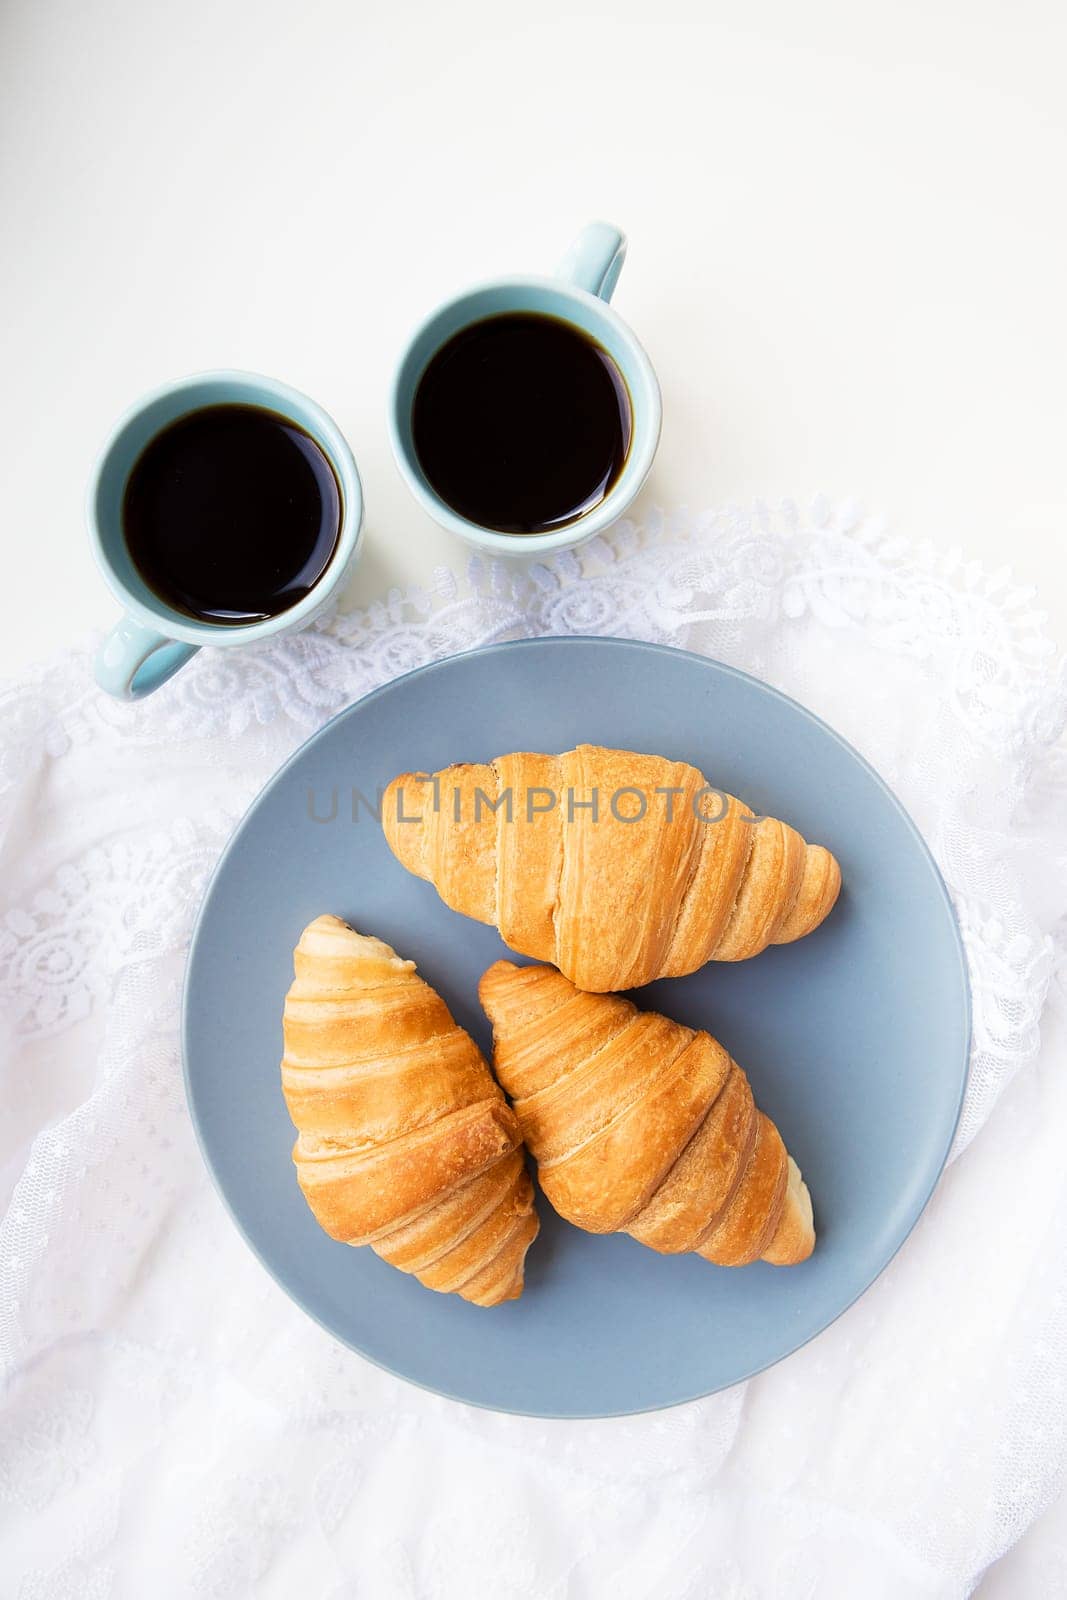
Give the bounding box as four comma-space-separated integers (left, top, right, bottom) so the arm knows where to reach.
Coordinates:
1, 499, 1065, 1599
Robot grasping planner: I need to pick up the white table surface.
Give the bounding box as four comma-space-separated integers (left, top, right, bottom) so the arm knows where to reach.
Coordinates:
2, 0, 1065, 682
2, 2, 1065, 1590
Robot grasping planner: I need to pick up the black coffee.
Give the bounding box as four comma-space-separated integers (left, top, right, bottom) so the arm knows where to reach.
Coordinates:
411, 312, 632, 535
123, 403, 342, 625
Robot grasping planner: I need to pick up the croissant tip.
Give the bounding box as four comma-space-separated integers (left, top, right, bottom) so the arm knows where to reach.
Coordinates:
823, 849, 843, 914
295, 913, 362, 956
478, 958, 521, 997
305, 912, 353, 934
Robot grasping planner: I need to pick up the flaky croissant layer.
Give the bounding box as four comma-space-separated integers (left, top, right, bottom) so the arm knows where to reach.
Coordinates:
282, 915, 539, 1306
479, 960, 815, 1267
383, 745, 840, 992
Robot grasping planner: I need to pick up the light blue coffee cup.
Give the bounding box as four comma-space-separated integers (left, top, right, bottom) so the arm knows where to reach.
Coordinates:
388, 222, 661, 556
89, 371, 364, 700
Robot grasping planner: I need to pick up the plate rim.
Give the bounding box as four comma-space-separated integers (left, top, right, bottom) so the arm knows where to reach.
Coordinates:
181, 634, 972, 1418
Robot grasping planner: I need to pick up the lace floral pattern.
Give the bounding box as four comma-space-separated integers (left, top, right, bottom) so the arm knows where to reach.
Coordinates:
0, 499, 1064, 1598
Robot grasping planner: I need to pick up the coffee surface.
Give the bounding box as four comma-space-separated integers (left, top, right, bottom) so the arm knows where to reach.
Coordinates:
123, 403, 341, 625
411, 312, 632, 535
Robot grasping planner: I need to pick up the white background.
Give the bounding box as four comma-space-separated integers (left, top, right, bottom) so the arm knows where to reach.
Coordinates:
1, 2, 1065, 1592
1, 0, 1065, 680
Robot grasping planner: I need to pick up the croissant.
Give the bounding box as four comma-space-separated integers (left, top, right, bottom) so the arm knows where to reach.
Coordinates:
382, 745, 840, 992
479, 960, 814, 1267
281, 915, 539, 1306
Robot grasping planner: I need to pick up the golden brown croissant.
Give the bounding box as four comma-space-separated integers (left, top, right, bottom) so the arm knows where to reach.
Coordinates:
382, 745, 840, 992
479, 960, 814, 1267
282, 915, 538, 1306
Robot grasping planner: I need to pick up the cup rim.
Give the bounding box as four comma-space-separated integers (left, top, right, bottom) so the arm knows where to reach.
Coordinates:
387, 276, 662, 557
88, 368, 364, 646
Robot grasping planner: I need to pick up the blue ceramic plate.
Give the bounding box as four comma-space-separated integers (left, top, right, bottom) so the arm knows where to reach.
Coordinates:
183, 637, 969, 1417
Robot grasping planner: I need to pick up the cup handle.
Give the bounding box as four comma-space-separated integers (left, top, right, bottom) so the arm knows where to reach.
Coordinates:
556, 222, 627, 302
94, 614, 199, 701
